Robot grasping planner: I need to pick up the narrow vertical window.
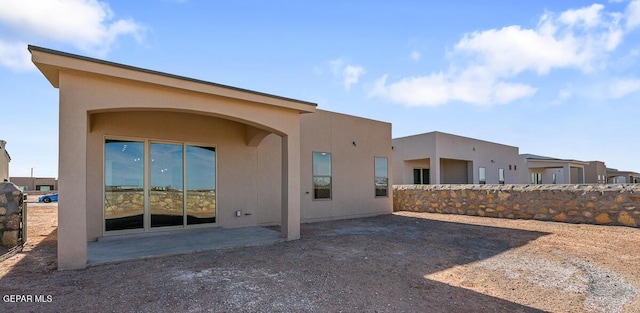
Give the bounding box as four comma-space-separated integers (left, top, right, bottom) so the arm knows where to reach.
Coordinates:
313, 152, 331, 199
413, 168, 430, 184
375, 157, 388, 197
531, 172, 542, 184
479, 167, 486, 184
499, 168, 505, 184
552, 173, 557, 184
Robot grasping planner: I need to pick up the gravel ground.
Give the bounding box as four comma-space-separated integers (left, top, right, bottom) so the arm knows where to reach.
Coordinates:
1, 204, 639, 312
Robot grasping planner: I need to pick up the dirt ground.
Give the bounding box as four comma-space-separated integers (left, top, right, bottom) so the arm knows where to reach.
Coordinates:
1, 204, 639, 313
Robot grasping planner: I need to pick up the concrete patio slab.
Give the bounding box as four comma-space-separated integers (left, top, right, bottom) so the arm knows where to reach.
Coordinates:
87, 226, 284, 265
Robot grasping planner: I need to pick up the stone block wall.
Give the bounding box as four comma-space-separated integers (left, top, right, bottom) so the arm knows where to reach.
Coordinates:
393, 184, 640, 228
0, 182, 24, 246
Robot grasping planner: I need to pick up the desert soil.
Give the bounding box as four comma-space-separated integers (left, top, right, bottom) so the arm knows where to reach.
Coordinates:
1, 203, 639, 312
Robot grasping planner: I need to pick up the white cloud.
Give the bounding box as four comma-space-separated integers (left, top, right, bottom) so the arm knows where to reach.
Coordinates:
553, 88, 573, 104
559, 4, 605, 28
0, 0, 145, 70
372, 2, 636, 107
410, 50, 421, 61
626, 0, 640, 29
371, 74, 537, 107
329, 58, 365, 90
0, 39, 33, 70
343, 65, 365, 90
609, 77, 640, 98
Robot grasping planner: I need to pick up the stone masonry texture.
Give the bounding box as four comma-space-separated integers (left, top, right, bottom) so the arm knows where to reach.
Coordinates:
0, 182, 24, 246
393, 184, 640, 228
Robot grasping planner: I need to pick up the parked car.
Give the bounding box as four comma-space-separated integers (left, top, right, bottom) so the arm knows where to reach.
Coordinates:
38, 193, 58, 203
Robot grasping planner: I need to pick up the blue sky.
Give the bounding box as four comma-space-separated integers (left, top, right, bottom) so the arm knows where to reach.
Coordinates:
1, 0, 640, 177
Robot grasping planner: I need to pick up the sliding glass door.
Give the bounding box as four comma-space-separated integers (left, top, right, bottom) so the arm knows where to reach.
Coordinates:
104, 138, 216, 233
186, 145, 216, 225
104, 140, 145, 231
150, 143, 184, 228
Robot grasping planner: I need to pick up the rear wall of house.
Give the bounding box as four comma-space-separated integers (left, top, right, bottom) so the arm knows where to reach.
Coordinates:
257, 110, 394, 224
298, 110, 393, 223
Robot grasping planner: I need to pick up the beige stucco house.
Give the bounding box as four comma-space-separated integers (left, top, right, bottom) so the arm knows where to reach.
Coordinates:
518, 154, 588, 184
0, 140, 10, 181
392, 132, 519, 185
607, 168, 640, 184
9, 176, 58, 192
30, 45, 392, 269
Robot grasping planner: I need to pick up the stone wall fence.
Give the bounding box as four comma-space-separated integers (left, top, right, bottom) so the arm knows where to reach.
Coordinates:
1, 182, 24, 246
393, 184, 640, 228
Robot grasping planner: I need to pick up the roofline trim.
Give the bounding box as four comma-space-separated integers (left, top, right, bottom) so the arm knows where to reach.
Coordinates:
28, 45, 317, 107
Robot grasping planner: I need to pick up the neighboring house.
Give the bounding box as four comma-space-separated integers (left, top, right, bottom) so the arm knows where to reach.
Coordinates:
392, 132, 519, 185
0, 140, 10, 181
584, 161, 608, 184
519, 154, 588, 184
30, 46, 392, 269
9, 177, 58, 191
606, 168, 640, 184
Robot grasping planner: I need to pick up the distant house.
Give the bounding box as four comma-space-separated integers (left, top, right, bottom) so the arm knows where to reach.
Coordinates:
392, 132, 519, 185
518, 154, 588, 184
9, 177, 58, 191
606, 168, 640, 184
0, 140, 9, 181
30, 45, 392, 269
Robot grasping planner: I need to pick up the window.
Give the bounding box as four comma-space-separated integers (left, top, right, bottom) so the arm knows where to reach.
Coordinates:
498, 168, 505, 184
313, 152, 331, 199
479, 167, 486, 184
552, 173, 557, 184
531, 172, 542, 184
375, 157, 388, 197
413, 168, 430, 184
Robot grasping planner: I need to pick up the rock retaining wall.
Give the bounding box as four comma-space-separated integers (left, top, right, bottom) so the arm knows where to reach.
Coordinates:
0, 182, 24, 246
393, 184, 640, 228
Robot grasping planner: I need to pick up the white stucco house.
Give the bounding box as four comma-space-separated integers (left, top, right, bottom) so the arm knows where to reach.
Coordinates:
518, 154, 588, 184
392, 132, 519, 185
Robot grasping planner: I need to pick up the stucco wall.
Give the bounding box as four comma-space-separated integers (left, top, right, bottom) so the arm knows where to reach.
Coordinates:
584, 161, 607, 183
87, 109, 393, 238
393, 184, 640, 228
440, 158, 469, 184
298, 110, 393, 223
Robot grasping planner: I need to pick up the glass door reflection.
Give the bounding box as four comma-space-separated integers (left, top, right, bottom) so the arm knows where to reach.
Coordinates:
150, 143, 184, 228
104, 140, 145, 231
186, 145, 216, 225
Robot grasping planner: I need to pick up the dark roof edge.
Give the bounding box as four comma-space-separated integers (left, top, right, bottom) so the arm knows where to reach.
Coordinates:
28, 45, 317, 107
